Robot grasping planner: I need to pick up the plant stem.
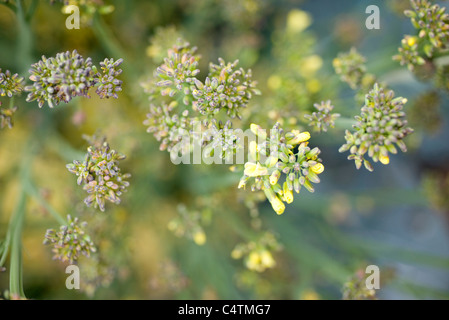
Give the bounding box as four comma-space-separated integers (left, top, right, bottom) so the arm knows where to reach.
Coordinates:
25, 0, 39, 23
92, 13, 137, 79
334, 117, 356, 130
24, 182, 66, 226
5, 142, 34, 299
16, 0, 33, 74
9, 191, 27, 299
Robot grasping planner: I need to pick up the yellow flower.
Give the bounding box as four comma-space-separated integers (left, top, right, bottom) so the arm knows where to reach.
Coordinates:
231, 248, 243, 259
407, 36, 417, 47
300, 55, 323, 76
250, 123, 267, 140
379, 155, 390, 165
287, 130, 311, 145
310, 163, 324, 174
244, 162, 268, 177
269, 195, 285, 215
246, 251, 261, 271
287, 9, 312, 33
260, 250, 276, 269
267, 75, 282, 90
284, 188, 294, 204
306, 79, 322, 93
193, 230, 206, 246
333, 58, 341, 68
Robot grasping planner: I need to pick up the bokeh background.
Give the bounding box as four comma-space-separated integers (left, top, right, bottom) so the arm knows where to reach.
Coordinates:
0, 0, 449, 299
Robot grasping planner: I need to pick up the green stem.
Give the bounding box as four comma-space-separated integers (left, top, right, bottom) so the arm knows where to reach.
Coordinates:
8, 96, 15, 110
24, 182, 66, 226
9, 191, 27, 299
334, 117, 356, 130
5, 142, 34, 299
25, 0, 39, 22
91, 13, 137, 79
16, 0, 33, 74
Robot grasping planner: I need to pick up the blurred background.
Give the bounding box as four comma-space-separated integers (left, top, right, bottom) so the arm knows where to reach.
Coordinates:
0, 0, 449, 299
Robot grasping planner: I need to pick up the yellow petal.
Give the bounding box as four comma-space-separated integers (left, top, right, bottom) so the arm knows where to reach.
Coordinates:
311, 163, 324, 174
379, 155, 390, 165
287, 131, 311, 145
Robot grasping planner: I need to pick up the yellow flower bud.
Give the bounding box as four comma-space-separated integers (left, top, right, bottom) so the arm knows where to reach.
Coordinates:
284, 188, 294, 204
311, 163, 324, 174
269, 195, 286, 215
260, 250, 276, 269
231, 248, 243, 259
244, 162, 268, 177
379, 155, 390, 165
193, 230, 206, 246
246, 251, 261, 271
287, 9, 312, 33
407, 36, 417, 47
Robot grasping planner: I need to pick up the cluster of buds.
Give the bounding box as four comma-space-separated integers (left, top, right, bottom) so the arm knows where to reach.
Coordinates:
94, 58, 123, 99
238, 123, 324, 215
66, 135, 131, 212
304, 100, 340, 132
333, 48, 377, 104
339, 83, 413, 171
394, 36, 425, 71
192, 58, 259, 119
146, 39, 259, 157
25, 50, 123, 108
43, 215, 96, 264
156, 42, 201, 100
231, 232, 281, 272
0, 69, 24, 98
0, 69, 23, 129
143, 101, 192, 153
333, 48, 370, 90
0, 102, 18, 129
167, 204, 208, 246
394, 0, 449, 70
200, 119, 242, 163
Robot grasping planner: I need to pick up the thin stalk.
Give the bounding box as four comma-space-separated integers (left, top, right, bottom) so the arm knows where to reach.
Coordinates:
9, 191, 26, 299
24, 182, 66, 226
334, 117, 356, 130
5, 142, 34, 299
25, 0, 39, 22
91, 13, 137, 79
16, 0, 33, 74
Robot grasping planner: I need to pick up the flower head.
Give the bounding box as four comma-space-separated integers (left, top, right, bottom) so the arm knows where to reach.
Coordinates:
304, 100, 340, 132
25, 50, 123, 108
0, 69, 24, 97
43, 215, 96, 264
66, 135, 131, 211
339, 83, 413, 171
240, 122, 324, 215
94, 58, 123, 99
333, 48, 367, 90
192, 58, 259, 118
0, 103, 18, 129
